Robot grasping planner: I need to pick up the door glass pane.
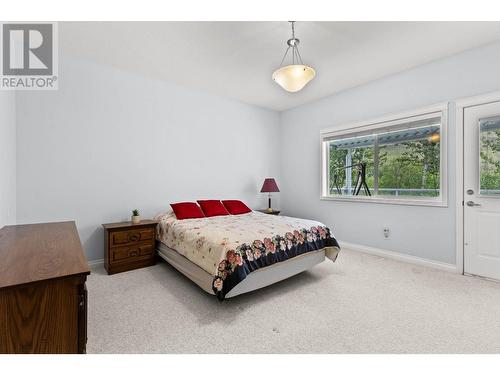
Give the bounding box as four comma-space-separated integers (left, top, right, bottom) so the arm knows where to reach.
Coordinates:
479, 116, 500, 195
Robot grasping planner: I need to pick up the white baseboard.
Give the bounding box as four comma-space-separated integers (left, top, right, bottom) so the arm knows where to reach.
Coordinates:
86, 245, 457, 273
340, 241, 458, 273
88, 258, 104, 267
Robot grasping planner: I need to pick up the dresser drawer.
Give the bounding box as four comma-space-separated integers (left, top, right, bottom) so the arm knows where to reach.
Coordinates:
110, 228, 154, 247
111, 243, 154, 263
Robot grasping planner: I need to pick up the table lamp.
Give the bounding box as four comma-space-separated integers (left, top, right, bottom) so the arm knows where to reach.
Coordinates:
260, 178, 280, 212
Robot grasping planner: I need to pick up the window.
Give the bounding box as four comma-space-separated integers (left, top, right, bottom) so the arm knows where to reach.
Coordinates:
320, 105, 447, 206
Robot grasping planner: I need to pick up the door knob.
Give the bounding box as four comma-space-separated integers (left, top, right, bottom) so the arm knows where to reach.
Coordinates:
466, 201, 481, 207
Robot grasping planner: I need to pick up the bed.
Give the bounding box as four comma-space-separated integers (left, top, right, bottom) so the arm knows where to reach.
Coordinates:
154, 210, 340, 300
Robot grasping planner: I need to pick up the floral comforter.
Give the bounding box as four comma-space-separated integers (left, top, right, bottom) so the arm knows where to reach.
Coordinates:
154, 211, 340, 300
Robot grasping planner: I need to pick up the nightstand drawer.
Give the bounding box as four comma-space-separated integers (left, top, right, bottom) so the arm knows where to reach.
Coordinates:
110, 228, 154, 247
111, 243, 154, 263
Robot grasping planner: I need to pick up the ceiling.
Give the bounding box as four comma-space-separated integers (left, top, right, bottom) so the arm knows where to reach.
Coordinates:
60, 22, 500, 111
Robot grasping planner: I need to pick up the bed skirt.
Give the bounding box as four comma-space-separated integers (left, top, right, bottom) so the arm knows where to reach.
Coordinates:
156, 242, 337, 299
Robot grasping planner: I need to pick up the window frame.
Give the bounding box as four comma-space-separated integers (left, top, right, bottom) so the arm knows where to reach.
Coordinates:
320, 103, 448, 207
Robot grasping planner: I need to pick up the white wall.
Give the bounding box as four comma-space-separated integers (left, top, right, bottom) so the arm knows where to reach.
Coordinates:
0, 91, 16, 228
16, 56, 281, 261
280, 41, 500, 265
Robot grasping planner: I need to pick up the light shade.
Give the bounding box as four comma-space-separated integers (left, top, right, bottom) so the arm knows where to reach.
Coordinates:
272, 64, 316, 93
260, 178, 280, 193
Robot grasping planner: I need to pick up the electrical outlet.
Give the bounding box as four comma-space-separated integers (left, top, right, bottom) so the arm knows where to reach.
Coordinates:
383, 227, 390, 238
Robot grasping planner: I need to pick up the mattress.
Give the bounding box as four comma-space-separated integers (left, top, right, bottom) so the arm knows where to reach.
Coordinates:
154, 210, 340, 300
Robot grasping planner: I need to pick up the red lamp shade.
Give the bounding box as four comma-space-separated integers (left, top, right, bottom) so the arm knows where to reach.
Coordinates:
260, 178, 280, 193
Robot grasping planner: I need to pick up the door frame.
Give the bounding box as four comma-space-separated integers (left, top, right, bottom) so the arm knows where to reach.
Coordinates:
455, 90, 500, 275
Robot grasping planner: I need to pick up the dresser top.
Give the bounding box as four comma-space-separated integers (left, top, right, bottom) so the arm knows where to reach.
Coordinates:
0, 221, 90, 289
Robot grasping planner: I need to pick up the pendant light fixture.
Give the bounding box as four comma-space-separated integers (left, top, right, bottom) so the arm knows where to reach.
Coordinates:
272, 21, 315, 93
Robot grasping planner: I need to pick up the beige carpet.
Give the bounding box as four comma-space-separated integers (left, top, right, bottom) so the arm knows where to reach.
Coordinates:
86, 249, 500, 353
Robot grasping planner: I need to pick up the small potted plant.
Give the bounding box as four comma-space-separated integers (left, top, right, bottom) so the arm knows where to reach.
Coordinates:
131, 209, 141, 224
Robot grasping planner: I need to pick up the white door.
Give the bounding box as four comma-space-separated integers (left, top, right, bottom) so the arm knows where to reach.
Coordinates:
464, 101, 500, 280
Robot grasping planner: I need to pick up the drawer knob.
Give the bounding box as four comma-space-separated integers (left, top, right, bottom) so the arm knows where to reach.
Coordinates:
129, 250, 138, 257
129, 234, 140, 241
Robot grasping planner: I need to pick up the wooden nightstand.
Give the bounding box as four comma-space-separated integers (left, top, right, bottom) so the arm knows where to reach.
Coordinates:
257, 209, 281, 215
102, 220, 157, 275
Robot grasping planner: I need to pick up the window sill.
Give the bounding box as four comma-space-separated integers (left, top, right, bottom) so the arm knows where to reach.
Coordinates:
320, 195, 448, 207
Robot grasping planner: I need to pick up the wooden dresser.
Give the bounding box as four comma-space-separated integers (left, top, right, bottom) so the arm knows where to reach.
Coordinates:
0, 221, 90, 354
103, 220, 157, 275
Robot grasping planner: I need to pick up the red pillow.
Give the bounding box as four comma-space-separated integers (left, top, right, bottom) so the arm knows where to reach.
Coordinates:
197, 200, 230, 217
170, 202, 205, 220
222, 200, 252, 215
